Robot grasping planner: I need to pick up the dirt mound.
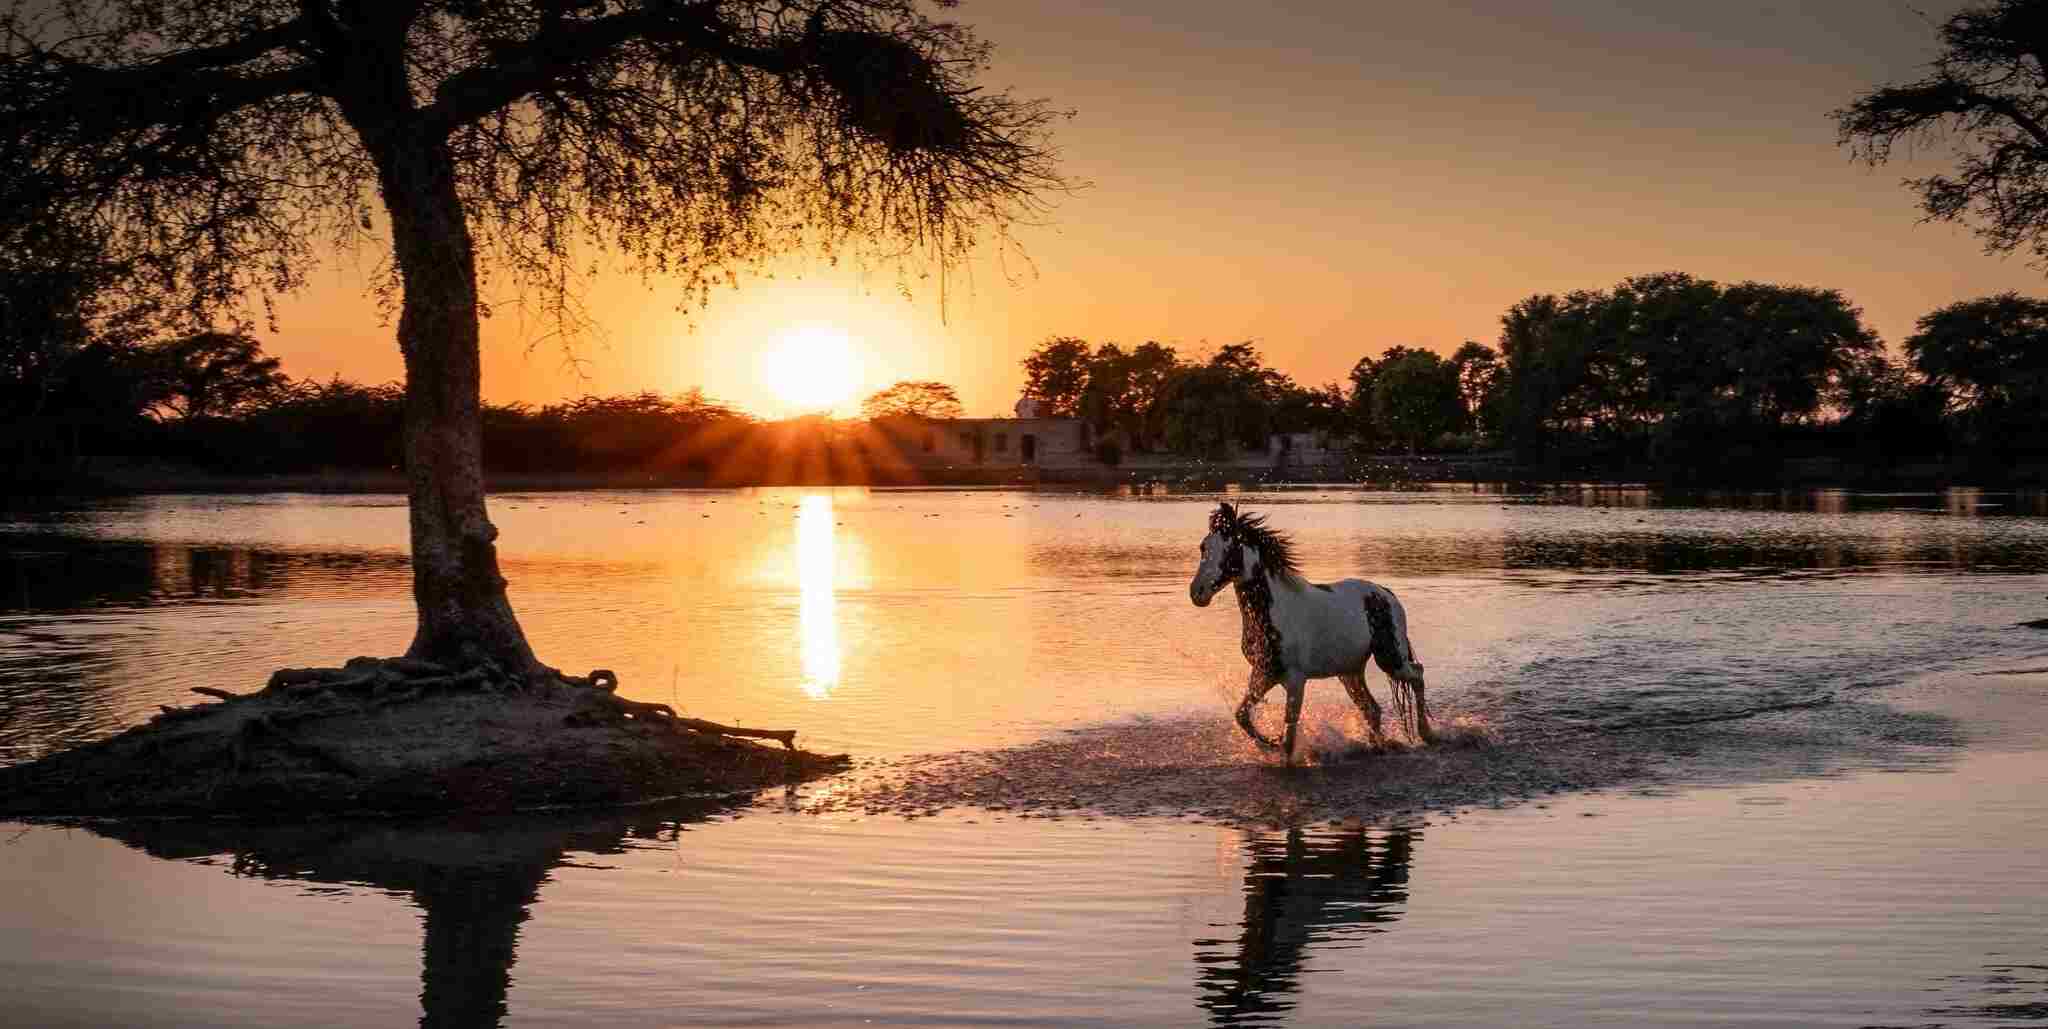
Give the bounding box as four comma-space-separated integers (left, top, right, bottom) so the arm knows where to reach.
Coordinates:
0, 658, 847, 816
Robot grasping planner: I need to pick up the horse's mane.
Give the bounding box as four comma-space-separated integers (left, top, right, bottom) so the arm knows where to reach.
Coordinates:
1212, 503, 1299, 577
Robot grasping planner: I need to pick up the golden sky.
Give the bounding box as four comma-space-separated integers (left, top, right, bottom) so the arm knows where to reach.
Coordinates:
256, 1, 2044, 418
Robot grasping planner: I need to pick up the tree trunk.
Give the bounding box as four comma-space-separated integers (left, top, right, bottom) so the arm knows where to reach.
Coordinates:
371, 130, 543, 679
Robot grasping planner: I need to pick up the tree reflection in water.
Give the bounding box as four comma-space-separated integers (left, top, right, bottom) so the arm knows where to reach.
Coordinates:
81, 801, 729, 1029
1194, 824, 1417, 1026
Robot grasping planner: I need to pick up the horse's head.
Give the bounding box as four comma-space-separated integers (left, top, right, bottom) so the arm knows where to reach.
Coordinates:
1190, 502, 1248, 607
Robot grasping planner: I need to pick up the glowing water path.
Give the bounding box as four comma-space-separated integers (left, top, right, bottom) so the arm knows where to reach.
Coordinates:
796, 494, 841, 699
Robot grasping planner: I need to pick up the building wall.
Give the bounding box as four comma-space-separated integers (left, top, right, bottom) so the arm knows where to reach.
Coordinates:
876, 417, 1092, 468
874, 417, 1353, 475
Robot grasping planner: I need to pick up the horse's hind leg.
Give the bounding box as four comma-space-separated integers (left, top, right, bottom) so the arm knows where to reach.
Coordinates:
1339, 672, 1384, 741
1365, 586, 1434, 744
1382, 663, 1433, 744
1235, 670, 1282, 752
1407, 675, 1435, 744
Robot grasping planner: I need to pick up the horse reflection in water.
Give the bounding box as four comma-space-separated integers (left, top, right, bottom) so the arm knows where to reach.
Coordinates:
1194, 823, 1418, 1025
81, 800, 730, 1029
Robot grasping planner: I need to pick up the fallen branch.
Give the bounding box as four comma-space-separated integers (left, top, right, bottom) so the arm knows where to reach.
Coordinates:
571, 672, 797, 749
267, 666, 348, 691
190, 686, 248, 702
675, 716, 798, 750
154, 703, 216, 722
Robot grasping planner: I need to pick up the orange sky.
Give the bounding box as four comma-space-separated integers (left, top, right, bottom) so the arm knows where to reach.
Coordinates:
255, 1, 2043, 418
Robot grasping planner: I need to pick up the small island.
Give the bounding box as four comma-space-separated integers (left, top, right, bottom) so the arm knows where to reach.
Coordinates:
0, 659, 846, 816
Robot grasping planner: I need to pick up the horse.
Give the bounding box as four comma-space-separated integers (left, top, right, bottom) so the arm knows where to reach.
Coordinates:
1189, 502, 1432, 764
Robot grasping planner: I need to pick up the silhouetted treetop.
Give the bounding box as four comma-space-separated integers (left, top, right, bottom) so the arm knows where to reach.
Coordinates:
147, 332, 286, 421
1020, 336, 1091, 416
1908, 292, 2048, 416
0, 0, 1068, 319
1836, 0, 2048, 264
861, 379, 962, 420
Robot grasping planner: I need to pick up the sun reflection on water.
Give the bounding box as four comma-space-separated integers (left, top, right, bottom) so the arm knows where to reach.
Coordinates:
797, 494, 841, 699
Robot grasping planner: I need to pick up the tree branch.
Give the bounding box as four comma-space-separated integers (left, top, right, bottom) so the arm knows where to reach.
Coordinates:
33, 65, 324, 157
14, 15, 312, 83
421, 2, 795, 133
1976, 89, 2048, 150
12, 15, 322, 149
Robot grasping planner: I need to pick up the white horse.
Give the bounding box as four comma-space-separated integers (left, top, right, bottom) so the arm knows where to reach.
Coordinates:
1189, 502, 1432, 764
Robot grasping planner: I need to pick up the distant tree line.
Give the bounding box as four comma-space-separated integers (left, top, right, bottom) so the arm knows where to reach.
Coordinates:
1018, 337, 1347, 461
1016, 272, 2048, 475
0, 298, 761, 480
10, 254, 2048, 483
1011, 329, 1503, 457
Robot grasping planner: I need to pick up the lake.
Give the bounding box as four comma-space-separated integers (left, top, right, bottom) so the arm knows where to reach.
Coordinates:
4, 485, 2047, 1026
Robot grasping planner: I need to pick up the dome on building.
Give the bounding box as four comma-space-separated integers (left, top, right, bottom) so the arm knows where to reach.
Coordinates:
1014, 396, 1046, 418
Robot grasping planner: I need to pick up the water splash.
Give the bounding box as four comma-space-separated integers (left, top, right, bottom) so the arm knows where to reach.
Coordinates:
793, 690, 1959, 828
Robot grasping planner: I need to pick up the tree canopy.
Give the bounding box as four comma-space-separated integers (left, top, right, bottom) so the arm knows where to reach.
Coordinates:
147, 332, 287, 421
0, 0, 1066, 320
1497, 272, 1881, 461
1019, 336, 1092, 416
1371, 349, 1462, 452
0, 0, 1069, 675
861, 379, 962, 420
1835, 0, 2048, 264
1907, 292, 2048, 450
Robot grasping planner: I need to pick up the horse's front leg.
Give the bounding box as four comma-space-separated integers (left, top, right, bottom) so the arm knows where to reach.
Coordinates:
1234, 670, 1282, 752
1280, 673, 1308, 767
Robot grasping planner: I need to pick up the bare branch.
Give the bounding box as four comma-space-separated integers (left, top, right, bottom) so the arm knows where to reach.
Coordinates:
423, 3, 792, 133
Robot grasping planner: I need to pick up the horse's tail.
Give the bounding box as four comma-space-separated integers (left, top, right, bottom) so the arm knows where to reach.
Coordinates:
1362, 585, 1424, 684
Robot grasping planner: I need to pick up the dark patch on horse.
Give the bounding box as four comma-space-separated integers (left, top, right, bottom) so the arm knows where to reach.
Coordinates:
1363, 590, 1405, 674
1236, 570, 1286, 684
1212, 502, 1291, 682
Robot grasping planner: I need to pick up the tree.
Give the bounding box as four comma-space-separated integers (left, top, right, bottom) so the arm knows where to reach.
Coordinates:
2, 2, 1063, 676
1495, 274, 1881, 461
1448, 341, 1504, 440
1708, 281, 1882, 430
0, 212, 162, 468
1345, 345, 1426, 445
146, 332, 287, 421
1836, 1, 2048, 264
1827, 350, 1951, 458
1, 222, 113, 412
1154, 343, 1278, 457
1269, 379, 1347, 435
861, 380, 963, 420
1907, 292, 2048, 450
1370, 350, 1462, 451
1076, 340, 1179, 448
1020, 336, 1092, 416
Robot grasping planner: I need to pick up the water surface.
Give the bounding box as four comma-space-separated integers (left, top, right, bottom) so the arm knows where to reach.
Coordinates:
3, 485, 2046, 1026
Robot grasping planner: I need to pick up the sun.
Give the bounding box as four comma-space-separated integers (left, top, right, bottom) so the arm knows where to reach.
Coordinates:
760, 324, 861, 415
